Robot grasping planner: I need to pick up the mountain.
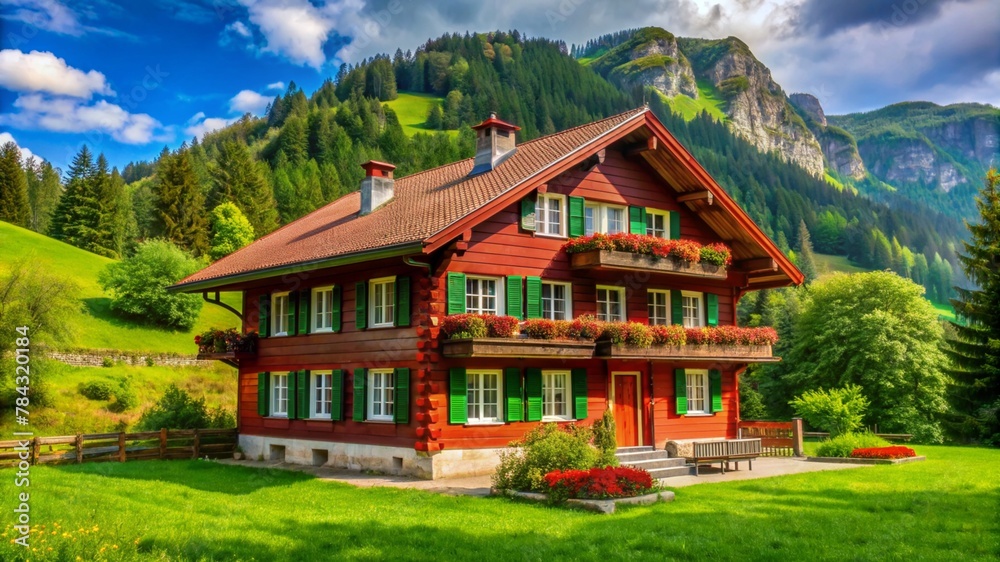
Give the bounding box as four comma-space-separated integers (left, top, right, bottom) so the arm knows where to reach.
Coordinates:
789, 93, 866, 181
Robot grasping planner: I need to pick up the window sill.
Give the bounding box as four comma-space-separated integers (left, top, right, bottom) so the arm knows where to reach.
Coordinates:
464, 421, 505, 427
542, 416, 574, 423
683, 412, 715, 417
365, 419, 395, 424
311, 328, 334, 334
264, 415, 289, 419
368, 324, 396, 330
306, 417, 332, 421
535, 232, 567, 239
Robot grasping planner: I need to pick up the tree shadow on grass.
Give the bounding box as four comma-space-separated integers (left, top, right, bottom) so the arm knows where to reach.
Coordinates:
82, 297, 189, 334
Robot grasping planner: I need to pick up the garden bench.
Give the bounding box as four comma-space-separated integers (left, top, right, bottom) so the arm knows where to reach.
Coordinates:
690, 438, 762, 476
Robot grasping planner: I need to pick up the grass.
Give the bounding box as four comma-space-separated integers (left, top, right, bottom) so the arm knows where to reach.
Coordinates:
658, 80, 727, 122
383, 91, 456, 137
0, 445, 996, 560
0, 221, 240, 354
0, 361, 236, 436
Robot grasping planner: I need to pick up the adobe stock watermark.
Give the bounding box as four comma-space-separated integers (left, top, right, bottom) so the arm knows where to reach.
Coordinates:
875, 0, 933, 35
11, 325, 32, 548
546, 0, 589, 29
337, 0, 404, 62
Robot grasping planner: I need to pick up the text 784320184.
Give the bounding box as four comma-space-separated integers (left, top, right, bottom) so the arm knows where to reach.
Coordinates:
12, 325, 31, 548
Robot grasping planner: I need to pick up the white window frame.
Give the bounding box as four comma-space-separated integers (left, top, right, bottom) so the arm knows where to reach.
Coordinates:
542, 370, 572, 421
604, 204, 627, 235
466, 276, 504, 315
682, 290, 704, 328
310, 370, 333, 419
596, 285, 626, 322
584, 203, 598, 236
369, 277, 396, 329
311, 286, 335, 333
271, 373, 289, 417
646, 209, 668, 238
536, 193, 567, 238
648, 289, 670, 326
686, 369, 710, 414
541, 281, 572, 320
466, 369, 503, 424
584, 202, 628, 235
367, 368, 395, 421
271, 291, 290, 337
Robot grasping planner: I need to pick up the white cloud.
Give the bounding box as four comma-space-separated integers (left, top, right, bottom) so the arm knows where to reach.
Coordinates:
184, 113, 237, 140
239, 0, 337, 69
0, 132, 36, 163
267, 81, 285, 91
227, 20, 252, 38
2, 0, 81, 35
0, 93, 167, 144
229, 89, 271, 114
0, 49, 114, 99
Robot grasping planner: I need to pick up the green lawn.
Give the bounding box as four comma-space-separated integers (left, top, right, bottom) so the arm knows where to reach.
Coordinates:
0, 221, 240, 354
1, 446, 996, 560
659, 80, 727, 122
383, 92, 456, 137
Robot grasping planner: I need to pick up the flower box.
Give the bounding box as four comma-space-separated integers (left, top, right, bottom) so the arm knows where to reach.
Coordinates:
570, 249, 728, 279
595, 342, 777, 362
441, 337, 596, 359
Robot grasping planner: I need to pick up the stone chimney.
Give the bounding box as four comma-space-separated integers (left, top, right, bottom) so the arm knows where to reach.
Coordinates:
359, 160, 396, 215
469, 113, 520, 176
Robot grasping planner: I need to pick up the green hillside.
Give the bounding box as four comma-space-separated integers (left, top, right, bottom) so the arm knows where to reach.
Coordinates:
384, 92, 454, 137
0, 221, 240, 354
658, 80, 727, 122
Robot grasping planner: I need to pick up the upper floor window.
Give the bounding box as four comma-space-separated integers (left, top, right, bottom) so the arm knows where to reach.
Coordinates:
466, 276, 501, 315
584, 202, 627, 235
271, 292, 291, 336
682, 291, 704, 328
646, 209, 668, 238
311, 371, 332, 419
312, 286, 334, 332
648, 289, 670, 325
271, 372, 289, 417
536, 193, 566, 237
368, 369, 395, 421
541, 281, 572, 320
467, 370, 502, 424
596, 285, 626, 322
369, 277, 395, 328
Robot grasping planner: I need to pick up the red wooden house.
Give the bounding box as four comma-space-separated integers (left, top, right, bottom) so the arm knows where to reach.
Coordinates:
171, 107, 802, 479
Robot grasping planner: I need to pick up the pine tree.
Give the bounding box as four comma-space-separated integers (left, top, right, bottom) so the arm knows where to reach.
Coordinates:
0, 142, 31, 226
50, 145, 102, 252
210, 140, 278, 235
153, 149, 209, 256
944, 170, 1000, 444
25, 158, 62, 234
796, 220, 818, 283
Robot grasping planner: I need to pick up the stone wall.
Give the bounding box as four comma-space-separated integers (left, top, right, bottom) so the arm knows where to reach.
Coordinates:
47, 350, 214, 368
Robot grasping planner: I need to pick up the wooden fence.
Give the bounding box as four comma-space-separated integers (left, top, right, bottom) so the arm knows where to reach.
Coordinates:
0, 428, 237, 467
737, 420, 803, 457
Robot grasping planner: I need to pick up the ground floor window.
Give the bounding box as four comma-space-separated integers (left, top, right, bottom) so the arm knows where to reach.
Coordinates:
686, 369, 709, 414
311, 371, 332, 418
367, 369, 395, 421
467, 370, 502, 423
271, 373, 289, 417
542, 370, 571, 421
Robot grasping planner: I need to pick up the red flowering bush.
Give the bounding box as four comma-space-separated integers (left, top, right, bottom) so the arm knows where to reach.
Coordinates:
522, 319, 559, 339
650, 324, 686, 346
196, 328, 258, 354
544, 466, 656, 502
562, 233, 732, 267
483, 315, 519, 338
851, 446, 917, 460
566, 315, 604, 341
652, 239, 702, 263
684, 326, 778, 346
441, 314, 488, 339
742, 326, 779, 346
700, 243, 733, 266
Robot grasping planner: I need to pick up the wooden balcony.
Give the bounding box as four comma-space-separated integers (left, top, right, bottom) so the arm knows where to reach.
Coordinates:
441, 338, 596, 359
569, 250, 727, 279
196, 351, 256, 368
595, 342, 777, 363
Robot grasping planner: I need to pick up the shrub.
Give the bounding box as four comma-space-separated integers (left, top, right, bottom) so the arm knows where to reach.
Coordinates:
851, 446, 917, 459
98, 239, 204, 330
101, 357, 114, 368
566, 315, 604, 341
145, 356, 156, 367
815, 432, 890, 458
592, 409, 618, 467
483, 315, 519, 338
80, 380, 114, 400
440, 314, 487, 339
492, 424, 598, 492
650, 324, 686, 345
108, 377, 138, 413
209, 202, 255, 261
544, 467, 656, 502
790, 385, 869, 437
136, 384, 235, 430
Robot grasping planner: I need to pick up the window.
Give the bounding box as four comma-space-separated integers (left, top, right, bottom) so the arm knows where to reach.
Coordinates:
584, 204, 598, 236
541, 281, 571, 320
686, 370, 709, 414
369, 277, 395, 328
542, 371, 571, 420
583, 202, 627, 235
311, 371, 332, 419
536, 193, 566, 237
596, 286, 626, 322
312, 286, 334, 332
682, 291, 704, 328
466, 370, 502, 423
271, 373, 289, 417
271, 292, 291, 336
646, 209, 668, 238
648, 290, 670, 325
605, 206, 626, 234
466, 276, 501, 315
367, 369, 394, 421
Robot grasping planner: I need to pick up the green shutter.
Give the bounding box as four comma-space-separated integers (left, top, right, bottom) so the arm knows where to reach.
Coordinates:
669, 211, 681, 240
447, 272, 466, 315
525, 368, 543, 422
709, 370, 723, 413
288, 291, 299, 336
629, 206, 647, 234
258, 295, 270, 337
296, 370, 309, 419
675, 369, 688, 415
394, 368, 410, 424
506, 276, 523, 319
352, 368, 366, 421
671, 291, 684, 326
286, 372, 298, 419
504, 367, 523, 422
526, 276, 542, 319
568, 196, 585, 237
298, 291, 310, 334
520, 198, 536, 231
355, 282, 367, 330
257, 372, 270, 416
572, 368, 588, 420
331, 285, 342, 332
330, 369, 344, 421
449, 367, 468, 424
706, 293, 719, 327
395, 276, 410, 327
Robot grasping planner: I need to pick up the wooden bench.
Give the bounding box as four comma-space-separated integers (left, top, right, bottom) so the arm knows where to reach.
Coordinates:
690, 438, 762, 476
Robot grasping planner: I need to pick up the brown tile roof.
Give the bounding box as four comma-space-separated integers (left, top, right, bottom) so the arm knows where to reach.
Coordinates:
173, 107, 649, 290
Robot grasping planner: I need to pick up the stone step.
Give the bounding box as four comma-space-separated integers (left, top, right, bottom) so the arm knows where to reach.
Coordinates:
620, 457, 689, 471
616, 450, 674, 463
648, 465, 696, 479
615, 446, 654, 453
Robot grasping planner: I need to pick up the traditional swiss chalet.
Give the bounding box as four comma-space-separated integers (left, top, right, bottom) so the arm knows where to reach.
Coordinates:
170, 107, 802, 479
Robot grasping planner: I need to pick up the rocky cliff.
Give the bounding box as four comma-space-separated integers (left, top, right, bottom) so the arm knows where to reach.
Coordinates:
790, 93, 866, 180
590, 28, 698, 99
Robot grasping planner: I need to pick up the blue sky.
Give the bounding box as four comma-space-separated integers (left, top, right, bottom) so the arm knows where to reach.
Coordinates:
1, 0, 997, 173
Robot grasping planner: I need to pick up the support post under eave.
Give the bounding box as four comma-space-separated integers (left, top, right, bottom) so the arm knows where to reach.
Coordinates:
202, 291, 243, 322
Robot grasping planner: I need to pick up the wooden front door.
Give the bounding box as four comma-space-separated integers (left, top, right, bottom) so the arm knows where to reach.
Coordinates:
613, 374, 640, 447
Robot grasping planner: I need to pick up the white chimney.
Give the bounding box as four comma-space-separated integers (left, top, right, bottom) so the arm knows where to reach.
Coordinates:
469, 113, 520, 176
359, 160, 396, 215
